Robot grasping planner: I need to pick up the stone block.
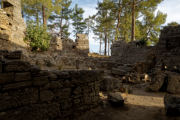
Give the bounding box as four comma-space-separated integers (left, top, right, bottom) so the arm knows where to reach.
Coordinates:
55, 88, 71, 99
108, 92, 124, 107
0, 73, 14, 84
43, 81, 63, 90
4, 51, 22, 60
33, 76, 49, 86
3, 81, 32, 91
0, 103, 61, 120
0, 88, 38, 111
15, 72, 31, 82
167, 72, 180, 94
40, 90, 54, 102
0, 61, 2, 73
5, 61, 31, 72
60, 99, 72, 110
73, 87, 81, 95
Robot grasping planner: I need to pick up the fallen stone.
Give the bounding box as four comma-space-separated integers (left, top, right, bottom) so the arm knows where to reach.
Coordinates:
164, 94, 180, 116
108, 92, 124, 107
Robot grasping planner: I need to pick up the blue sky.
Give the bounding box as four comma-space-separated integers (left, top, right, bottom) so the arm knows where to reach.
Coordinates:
70, 0, 180, 53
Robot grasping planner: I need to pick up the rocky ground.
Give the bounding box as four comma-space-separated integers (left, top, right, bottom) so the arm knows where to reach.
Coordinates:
79, 85, 180, 120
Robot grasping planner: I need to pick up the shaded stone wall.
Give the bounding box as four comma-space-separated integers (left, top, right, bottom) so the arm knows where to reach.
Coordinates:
111, 40, 153, 64
147, 26, 180, 94
0, 51, 103, 120
155, 25, 180, 69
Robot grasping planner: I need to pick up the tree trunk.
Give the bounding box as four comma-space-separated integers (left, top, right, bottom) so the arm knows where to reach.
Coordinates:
42, 5, 47, 26
99, 37, 102, 55
131, 0, 135, 41
115, 0, 122, 41
104, 32, 107, 56
108, 37, 110, 56
59, 10, 63, 38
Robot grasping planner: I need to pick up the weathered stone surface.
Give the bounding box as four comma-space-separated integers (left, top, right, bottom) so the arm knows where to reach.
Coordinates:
164, 94, 180, 116
101, 76, 122, 91
0, 0, 27, 51
76, 34, 89, 53
0, 61, 2, 73
0, 73, 14, 84
3, 81, 32, 91
0, 103, 61, 120
15, 72, 31, 82
4, 51, 22, 60
40, 90, 54, 102
147, 72, 167, 92
5, 61, 31, 72
108, 92, 124, 107
33, 76, 49, 86
55, 88, 72, 99
0, 51, 102, 120
167, 72, 180, 94
50, 36, 62, 51
0, 88, 38, 111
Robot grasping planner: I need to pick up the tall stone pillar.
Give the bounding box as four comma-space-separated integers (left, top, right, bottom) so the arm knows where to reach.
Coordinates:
2, 0, 27, 48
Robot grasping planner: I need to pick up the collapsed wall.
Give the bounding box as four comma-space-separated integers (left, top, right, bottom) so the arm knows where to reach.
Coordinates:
0, 50, 103, 120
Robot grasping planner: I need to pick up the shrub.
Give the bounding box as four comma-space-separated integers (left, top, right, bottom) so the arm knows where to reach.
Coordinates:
25, 22, 51, 51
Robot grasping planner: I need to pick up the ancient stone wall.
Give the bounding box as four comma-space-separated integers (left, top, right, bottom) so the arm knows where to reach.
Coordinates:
155, 25, 180, 69
50, 36, 62, 51
0, 51, 102, 120
111, 40, 153, 64
147, 26, 180, 94
0, 0, 27, 50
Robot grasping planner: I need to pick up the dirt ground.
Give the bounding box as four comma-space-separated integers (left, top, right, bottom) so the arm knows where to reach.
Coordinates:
79, 86, 180, 120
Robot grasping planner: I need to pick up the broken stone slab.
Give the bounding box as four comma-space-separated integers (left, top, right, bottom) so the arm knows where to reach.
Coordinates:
108, 92, 124, 107
164, 94, 180, 116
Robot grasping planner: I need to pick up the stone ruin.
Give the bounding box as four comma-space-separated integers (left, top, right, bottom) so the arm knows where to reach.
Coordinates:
75, 34, 89, 54
50, 34, 89, 56
0, 50, 103, 120
0, 0, 180, 118
147, 25, 180, 94
0, 0, 27, 50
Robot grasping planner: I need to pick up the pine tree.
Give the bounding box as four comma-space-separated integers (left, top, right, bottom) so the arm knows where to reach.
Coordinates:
93, 0, 115, 56
71, 4, 86, 38
49, 0, 72, 38
22, 0, 56, 26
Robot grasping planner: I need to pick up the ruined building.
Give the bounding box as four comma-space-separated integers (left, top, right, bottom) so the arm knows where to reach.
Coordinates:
0, 0, 27, 50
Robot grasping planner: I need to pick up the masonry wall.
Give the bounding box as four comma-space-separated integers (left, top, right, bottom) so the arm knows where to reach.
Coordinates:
111, 40, 153, 64
0, 51, 102, 120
